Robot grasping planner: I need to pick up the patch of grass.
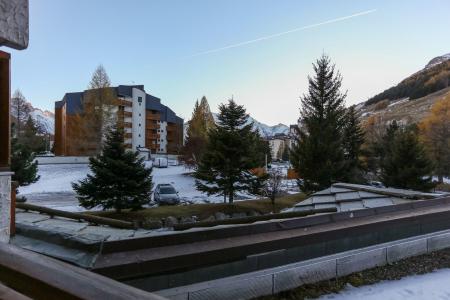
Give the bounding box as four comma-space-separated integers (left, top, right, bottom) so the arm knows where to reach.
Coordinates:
87, 193, 305, 222
436, 182, 450, 192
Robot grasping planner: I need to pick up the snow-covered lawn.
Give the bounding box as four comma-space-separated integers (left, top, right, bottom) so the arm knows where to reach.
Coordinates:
18, 163, 260, 211
319, 268, 450, 300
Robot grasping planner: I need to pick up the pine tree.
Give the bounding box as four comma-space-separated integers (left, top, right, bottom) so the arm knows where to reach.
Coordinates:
290, 55, 347, 192
11, 138, 40, 187
342, 106, 366, 183
181, 96, 215, 167
381, 126, 435, 191
20, 116, 47, 154
194, 100, 259, 203
72, 126, 153, 212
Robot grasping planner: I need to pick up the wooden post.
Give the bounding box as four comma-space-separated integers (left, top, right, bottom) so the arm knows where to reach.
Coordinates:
0, 51, 10, 171
10, 182, 17, 237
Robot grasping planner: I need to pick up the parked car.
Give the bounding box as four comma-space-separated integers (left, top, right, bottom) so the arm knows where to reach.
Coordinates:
369, 181, 385, 188
154, 184, 180, 205
154, 157, 168, 168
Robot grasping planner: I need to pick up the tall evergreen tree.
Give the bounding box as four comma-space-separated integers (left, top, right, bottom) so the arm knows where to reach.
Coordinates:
194, 100, 259, 203
72, 126, 153, 212
290, 55, 347, 192
342, 106, 366, 182
381, 126, 435, 191
181, 96, 215, 167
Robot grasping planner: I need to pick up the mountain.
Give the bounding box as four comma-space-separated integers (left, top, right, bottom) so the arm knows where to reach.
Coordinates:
11, 101, 55, 135
211, 113, 289, 138
365, 53, 450, 106
30, 107, 54, 134
425, 53, 450, 69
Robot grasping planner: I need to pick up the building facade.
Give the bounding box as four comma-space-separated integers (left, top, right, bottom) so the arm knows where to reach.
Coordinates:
54, 85, 183, 156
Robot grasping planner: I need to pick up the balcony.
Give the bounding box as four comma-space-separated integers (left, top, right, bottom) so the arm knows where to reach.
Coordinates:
118, 99, 132, 107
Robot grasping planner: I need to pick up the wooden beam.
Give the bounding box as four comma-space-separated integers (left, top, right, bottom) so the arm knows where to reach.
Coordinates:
0, 243, 166, 300
16, 203, 136, 229
0, 51, 10, 170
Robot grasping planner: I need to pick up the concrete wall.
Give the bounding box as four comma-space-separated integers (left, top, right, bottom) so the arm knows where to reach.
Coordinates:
132, 88, 146, 150
158, 121, 168, 153
35, 156, 89, 165
0, 172, 12, 242
155, 229, 450, 300
0, 0, 29, 50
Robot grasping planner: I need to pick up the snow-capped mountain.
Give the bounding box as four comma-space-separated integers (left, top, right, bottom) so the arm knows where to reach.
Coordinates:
212, 113, 289, 138
30, 108, 54, 134
11, 101, 55, 135
425, 53, 450, 69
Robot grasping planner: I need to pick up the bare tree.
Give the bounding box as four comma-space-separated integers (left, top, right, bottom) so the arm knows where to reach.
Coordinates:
11, 89, 31, 138
264, 168, 284, 205
74, 65, 117, 155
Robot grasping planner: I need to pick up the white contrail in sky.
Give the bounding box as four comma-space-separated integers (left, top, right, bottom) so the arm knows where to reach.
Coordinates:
188, 9, 377, 58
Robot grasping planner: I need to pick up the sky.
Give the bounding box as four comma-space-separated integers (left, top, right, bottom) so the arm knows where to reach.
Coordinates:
6, 0, 450, 125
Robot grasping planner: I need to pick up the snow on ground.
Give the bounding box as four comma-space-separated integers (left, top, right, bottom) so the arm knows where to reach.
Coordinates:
319, 268, 450, 300
18, 163, 261, 211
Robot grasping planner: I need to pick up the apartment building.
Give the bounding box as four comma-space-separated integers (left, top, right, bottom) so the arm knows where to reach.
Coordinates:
54, 85, 183, 156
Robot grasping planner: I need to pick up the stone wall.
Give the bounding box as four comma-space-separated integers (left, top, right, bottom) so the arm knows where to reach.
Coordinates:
155, 229, 450, 300
0, 172, 12, 242
0, 0, 29, 50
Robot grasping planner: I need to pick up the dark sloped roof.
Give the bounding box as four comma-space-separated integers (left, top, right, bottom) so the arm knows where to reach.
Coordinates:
116, 85, 145, 97
60, 92, 83, 114
292, 183, 446, 213
56, 85, 183, 124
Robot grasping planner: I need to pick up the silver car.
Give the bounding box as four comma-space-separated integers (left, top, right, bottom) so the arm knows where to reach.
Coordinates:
154, 184, 180, 205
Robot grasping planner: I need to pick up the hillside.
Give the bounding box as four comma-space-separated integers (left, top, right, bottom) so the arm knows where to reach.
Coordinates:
359, 87, 450, 125
366, 53, 450, 106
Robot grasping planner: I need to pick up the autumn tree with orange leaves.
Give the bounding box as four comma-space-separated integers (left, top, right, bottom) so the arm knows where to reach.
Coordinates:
419, 95, 450, 183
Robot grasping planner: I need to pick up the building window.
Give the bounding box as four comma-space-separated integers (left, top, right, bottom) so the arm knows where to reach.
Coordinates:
139, 134, 141, 137
138, 96, 142, 103
139, 123, 141, 127
139, 113, 141, 117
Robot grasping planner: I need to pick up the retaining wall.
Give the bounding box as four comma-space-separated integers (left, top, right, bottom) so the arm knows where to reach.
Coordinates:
156, 229, 450, 300
35, 156, 89, 165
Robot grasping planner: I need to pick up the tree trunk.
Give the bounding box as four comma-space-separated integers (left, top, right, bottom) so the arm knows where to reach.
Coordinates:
229, 190, 234, 204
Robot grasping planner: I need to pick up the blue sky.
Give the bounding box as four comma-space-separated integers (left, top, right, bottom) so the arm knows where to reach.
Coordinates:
7, 0, 450, 125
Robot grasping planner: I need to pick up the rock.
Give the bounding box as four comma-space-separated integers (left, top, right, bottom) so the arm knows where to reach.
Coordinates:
248, 210, 261, 217
142, 218, 163, 230
231, 212, 247, 219
164, 216, 178, 227
180, 216, 195, 224
201, 215, 216, 223
214, 212, 228, 220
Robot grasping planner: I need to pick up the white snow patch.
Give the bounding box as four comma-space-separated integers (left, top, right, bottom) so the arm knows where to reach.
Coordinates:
19, 163, 259, 210
319, 268, 450, 300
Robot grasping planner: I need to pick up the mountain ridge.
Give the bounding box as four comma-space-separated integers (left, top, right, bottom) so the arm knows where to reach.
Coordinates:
365, 52, 450, 106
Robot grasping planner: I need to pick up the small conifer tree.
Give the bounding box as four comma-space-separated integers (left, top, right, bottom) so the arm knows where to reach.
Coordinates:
194, 100, 259, 203
72, 125, 153, 212
11, 138, 40, 188
381, 126, 435, 191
